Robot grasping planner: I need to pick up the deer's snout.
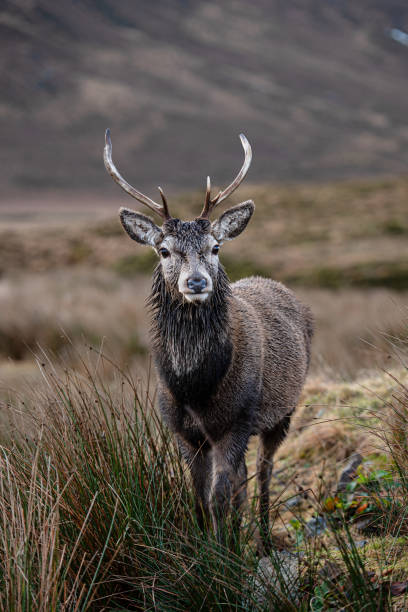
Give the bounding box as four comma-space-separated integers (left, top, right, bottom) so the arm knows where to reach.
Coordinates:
178, 261, 213, 303
187, 275, 207, 293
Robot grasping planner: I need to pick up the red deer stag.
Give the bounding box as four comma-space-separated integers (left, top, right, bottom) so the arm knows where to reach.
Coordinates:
104, 129, 313, 551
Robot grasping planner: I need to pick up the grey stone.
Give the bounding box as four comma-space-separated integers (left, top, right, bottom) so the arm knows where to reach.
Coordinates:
305, 515, 327, 537
336, 453, 363, 493
284, 495, 302, 509
252, 551, 300, 607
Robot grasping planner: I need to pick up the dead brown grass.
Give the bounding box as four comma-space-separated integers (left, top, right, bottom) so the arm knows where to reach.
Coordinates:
2, 176, 408, 288
1, 177, 407, 608
0, 266, 406, 390
0, 268, 149, 362
1, 178, 407, 445
298, 287, 408, 377
245, 367, 408, 536
1, 175, 407, 384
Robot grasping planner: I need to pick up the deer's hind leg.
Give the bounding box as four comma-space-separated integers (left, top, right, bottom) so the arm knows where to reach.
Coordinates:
257, 413, 292, 554
228, 458, 248, 549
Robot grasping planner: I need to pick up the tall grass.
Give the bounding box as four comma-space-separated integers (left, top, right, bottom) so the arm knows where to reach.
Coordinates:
1, 349, 408, 610
0, 352, 271, 610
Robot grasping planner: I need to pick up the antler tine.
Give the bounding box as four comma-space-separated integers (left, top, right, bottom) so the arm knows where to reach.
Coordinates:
199, 133, 252, 219
104, 129, 171, 221
199, 176, 212, 219
157, 186, 170, 220
216, 134, 252, 205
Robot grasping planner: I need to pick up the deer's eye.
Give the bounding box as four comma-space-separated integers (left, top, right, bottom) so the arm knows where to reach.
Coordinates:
212, 245, 220, 255
159, 248, 170, 258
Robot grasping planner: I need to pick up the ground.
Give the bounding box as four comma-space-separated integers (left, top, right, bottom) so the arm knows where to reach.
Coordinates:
1, 175, 408, 608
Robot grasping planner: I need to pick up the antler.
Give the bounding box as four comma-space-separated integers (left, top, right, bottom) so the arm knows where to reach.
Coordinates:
199, 133, 252, 219
103, 128, 171, 221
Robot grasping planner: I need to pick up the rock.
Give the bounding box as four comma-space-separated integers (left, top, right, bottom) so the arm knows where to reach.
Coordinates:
354, 516, 374, 532
305, 515, 327, 537
334, 539, 368, 552
284, 495, 302, 509
336, 453, 363, 494
251, 551, 300, 607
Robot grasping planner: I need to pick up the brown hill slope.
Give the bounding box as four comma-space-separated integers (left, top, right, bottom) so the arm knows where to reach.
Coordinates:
1, 0, 408, 195
1, 175, 408, 289
0, 174, 408, 379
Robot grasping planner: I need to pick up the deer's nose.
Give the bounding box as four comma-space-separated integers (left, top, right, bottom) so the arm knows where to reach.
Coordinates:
187, 275, 207, 293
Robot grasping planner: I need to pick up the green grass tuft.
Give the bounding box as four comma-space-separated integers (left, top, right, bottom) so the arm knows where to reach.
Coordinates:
1, 352, 408, 609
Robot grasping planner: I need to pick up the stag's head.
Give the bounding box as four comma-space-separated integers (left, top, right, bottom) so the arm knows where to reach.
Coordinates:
104, 130, 254, 303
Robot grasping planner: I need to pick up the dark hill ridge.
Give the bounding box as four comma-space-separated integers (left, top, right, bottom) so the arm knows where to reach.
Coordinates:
1, 0, 408, 195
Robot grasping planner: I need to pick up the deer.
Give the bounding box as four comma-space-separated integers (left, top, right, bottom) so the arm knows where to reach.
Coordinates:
103, 129, 313, 552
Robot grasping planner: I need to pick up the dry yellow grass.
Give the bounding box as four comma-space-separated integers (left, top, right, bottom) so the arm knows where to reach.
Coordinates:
1, 174, 407, 384
2, 175, 408, 285
245, 367, 407, 540
0, 266, 406, 389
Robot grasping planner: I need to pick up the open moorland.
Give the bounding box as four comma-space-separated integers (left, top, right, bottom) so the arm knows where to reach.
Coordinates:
1, 175, 408, 609
1, 174, 408, 382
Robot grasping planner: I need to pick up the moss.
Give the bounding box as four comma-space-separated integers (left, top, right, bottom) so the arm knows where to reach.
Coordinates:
363, 536, 408, 575
382, 219, 407, 236
289, 261, 408, 291
113, 252, 157, 276
220, 255, 270, 282
125, 334, 147, 356
365, 453, 389, 467
298, 447, 314, 460
68, 239, 93, 264
301, 376, 397, 429
351, 261, 408, 290
346, 178, 395, 196
0, 325, 74, 360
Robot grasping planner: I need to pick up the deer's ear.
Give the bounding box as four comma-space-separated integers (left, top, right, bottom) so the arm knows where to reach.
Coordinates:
211, 200, 254, 243
119, 208, 163, 246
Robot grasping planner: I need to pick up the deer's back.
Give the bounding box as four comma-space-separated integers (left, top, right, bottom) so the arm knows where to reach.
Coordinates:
231, 276, 313, 431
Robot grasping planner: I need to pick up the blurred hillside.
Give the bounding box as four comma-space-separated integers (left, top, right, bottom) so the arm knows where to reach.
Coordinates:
2, 0, 408, 196
1, 175, 408, 381
2, 175, 408, 291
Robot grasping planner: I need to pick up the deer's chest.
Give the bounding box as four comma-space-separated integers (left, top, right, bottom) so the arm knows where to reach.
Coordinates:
155, 337, 232, 408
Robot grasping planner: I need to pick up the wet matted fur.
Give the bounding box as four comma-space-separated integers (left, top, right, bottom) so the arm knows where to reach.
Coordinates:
106, 132, 313, 549
143, 217, 313, 549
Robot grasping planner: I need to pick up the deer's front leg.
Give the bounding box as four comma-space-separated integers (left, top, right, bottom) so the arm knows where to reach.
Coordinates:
209, 429, 250, 546
178, 438, 211, 530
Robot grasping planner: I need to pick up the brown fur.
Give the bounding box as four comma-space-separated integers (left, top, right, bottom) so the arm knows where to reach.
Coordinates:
120, 203, 313, 550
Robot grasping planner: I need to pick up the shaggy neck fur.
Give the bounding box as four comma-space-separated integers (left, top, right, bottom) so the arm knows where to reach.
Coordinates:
148, 264, 233, 407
